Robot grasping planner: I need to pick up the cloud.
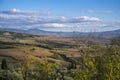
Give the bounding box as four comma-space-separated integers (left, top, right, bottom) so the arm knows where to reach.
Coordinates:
76, 16, 100, 21
42, 23, 67, 27
0, 9, 100, 23
0, 8, 51, 16
0, 9, 101, 29
85, 10, 112, 14
0, 9, 119, 32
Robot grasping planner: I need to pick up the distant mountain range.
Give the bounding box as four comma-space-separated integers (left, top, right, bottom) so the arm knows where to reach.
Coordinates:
0, 28, 120, 38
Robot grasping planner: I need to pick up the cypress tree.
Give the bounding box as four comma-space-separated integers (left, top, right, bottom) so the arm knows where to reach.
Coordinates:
1, 59, 8, 70
1, 59, 8, 80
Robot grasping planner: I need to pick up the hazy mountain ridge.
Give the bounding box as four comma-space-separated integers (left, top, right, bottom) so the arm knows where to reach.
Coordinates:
0, 28, 120, 38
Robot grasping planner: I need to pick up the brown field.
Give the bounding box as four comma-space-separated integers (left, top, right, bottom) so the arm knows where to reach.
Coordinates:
0, 30, 81, 66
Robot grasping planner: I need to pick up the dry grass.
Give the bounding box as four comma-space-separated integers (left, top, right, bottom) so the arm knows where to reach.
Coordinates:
52, 48, 81, 57
0, 46, 53, 60
0, 30, 80, 64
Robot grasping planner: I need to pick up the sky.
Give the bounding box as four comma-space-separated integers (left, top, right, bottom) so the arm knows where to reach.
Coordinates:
0, 0, 120, 32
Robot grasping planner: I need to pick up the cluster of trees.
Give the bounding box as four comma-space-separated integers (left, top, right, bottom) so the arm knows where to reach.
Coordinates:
0, 38, 120, 80
73, 45, 120, 80
0, 55, 68, 80
72, 37, 120, 80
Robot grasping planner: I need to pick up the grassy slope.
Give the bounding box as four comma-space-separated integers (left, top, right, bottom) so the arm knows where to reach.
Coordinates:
0, 30, 79, 66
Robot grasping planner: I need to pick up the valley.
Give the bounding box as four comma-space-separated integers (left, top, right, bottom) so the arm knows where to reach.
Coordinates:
0, 29, 120, 80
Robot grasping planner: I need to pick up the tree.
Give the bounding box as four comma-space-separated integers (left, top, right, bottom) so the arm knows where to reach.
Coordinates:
0, 59, 8, 80
20, 51, 31, 80
1, 59, 8, 70
33, 59, 54, 80
96, 46, 120, 80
